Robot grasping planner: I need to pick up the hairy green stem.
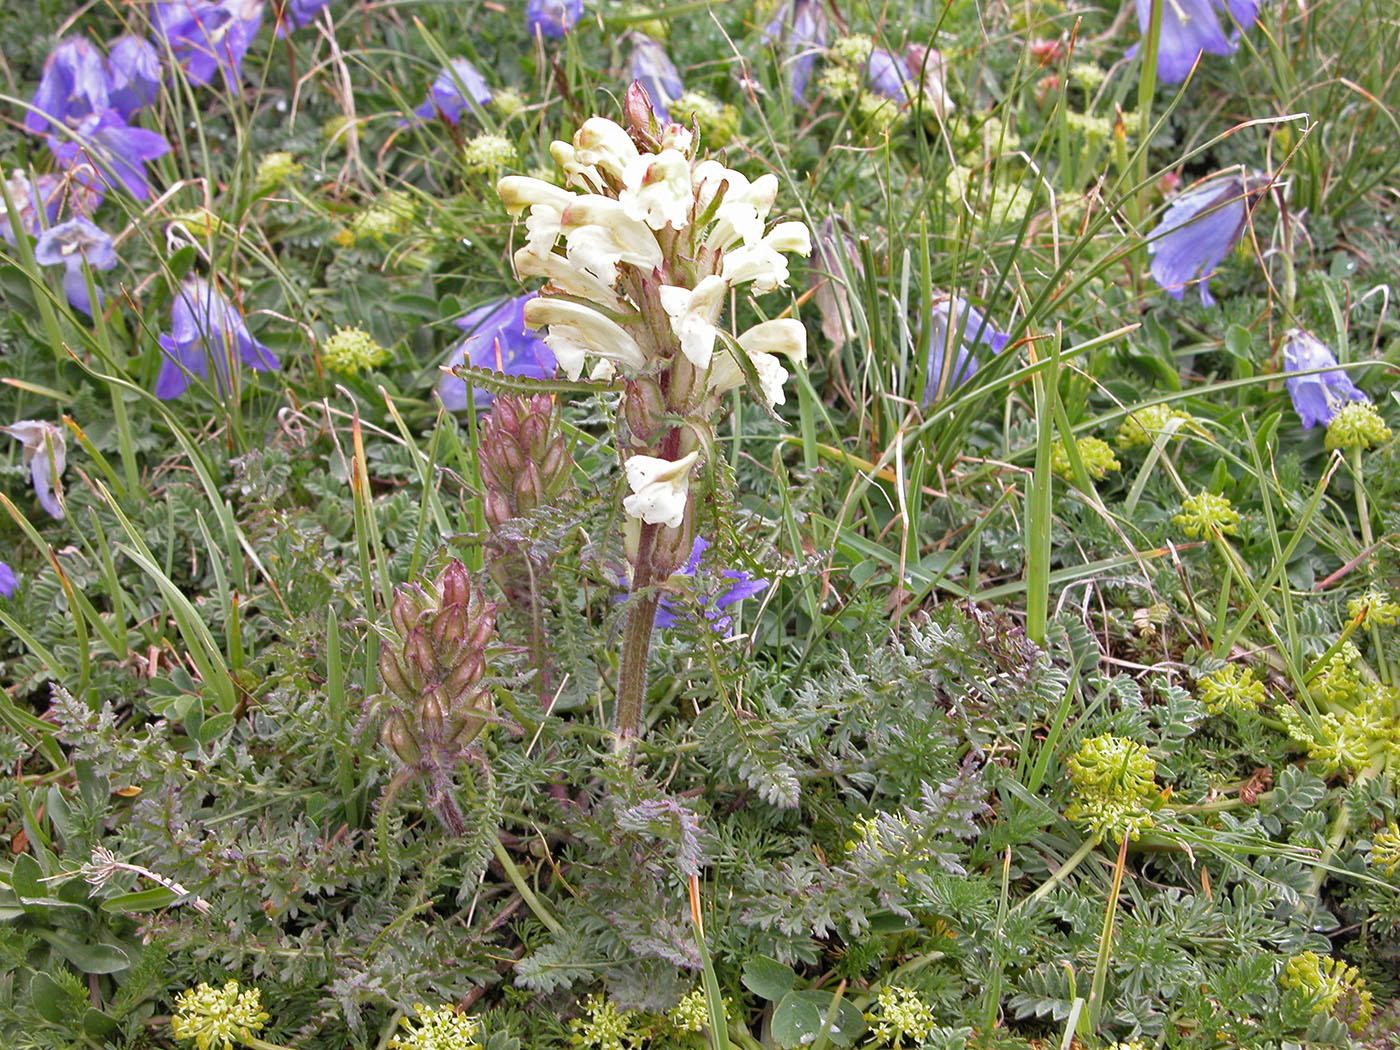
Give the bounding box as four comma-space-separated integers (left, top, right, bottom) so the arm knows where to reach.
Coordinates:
616, 521, 661, 746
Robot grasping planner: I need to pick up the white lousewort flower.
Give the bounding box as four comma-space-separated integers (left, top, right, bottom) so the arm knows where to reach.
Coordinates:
523, 297, 645, 379
497, 175, 574, 217
573, 117, 639, 180
2, 419, 67, 520
720, 222, 812, 293
512, 245, 628, 312
693, 161, 779, 218
620, 149, 693, 230
560, 197, 664, 270
707, 319, 807, 406
549, 140, 600, 190
658, 275, 728, 368
660, 124, 693, 154
704, 200, 765, 251
623, 449, 701, 527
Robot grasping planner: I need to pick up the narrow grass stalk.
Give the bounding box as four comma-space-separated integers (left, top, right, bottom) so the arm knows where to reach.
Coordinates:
1025, 333, 1059, 646
688, 875, 732, 1050
1085, 834, 1130, 1034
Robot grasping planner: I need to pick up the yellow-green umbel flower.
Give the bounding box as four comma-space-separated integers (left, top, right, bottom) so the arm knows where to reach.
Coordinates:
490, 88, 524, 118
830, 33, 874, 64
321, 325, 389, 375
461, 133, 516, 175
569, 995, 639, 1050
864, 986, 936, 1048
1051, 436, 1120, 480
170, 981, 269, 1050
1115, 402, 1195, 450
818, 65, 861, 98
1070, 63, 1108, 92
1196, 663, 1266, 715
667, 988, 729, 1033
1065, 733, 1159, 840
388, 1004, 482, 1050
1312, 642, 1363, 706
335, 190, 416, 247
1325, 401, 1392, 450
1280, 951, 1373, 1034
1347, 589, 1400, 628
255, 151, 301, 191
1173, 490, 1239, 537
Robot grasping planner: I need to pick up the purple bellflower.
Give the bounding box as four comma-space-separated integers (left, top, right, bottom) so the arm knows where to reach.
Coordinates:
1, 172, 64, 245
867, 47, 912, 103
923, 296, 1011, 406
627, 34, 684, 124
764, 0, 827, 103
33, 218, 118, 316
1133, 0, 1261, 84
436, 294, 556, 412
652, 537, 768, 637
48, 110, 171, 201
527, 0, 584, 38
25, 39, 110, 135
106, 37, 163, 118
0, 561, 16, 598
2, 420, 67, 520
154, 0, 265, 87
412, 58, 493, 125
275, 0, 333, 35
155, 277, 281, 399
1146, 170, 1265, 306
1282, 329, 1370, 429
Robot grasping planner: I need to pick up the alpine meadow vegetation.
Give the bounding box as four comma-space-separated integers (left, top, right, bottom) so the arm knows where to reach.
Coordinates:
2, 1, 1399, 1049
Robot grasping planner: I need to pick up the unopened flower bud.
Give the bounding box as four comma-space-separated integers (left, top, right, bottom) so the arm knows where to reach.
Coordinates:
431, 603, 468, 655
624, 82, 662, 150
379, 650, 417, 700
417, 687, 448, 736
404, 625, 437, 681
439, 561, 472, 610
390, 583, 431, 638
380, 712, 421, 766
624, 378, 666, 444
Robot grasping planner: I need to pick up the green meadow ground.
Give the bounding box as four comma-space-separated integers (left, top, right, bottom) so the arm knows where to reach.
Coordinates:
1, 1, 1399, 1048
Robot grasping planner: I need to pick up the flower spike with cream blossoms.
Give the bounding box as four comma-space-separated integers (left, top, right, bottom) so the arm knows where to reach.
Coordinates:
496, 84, 811, 742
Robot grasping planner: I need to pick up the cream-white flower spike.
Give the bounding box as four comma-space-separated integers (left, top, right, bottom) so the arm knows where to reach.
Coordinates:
523, 298, 646, 379
560, 197, 664, 271
620, 150, 693, 231
708, 319, 807, 407
623, 449, 701, 528
658, 275, 728, 368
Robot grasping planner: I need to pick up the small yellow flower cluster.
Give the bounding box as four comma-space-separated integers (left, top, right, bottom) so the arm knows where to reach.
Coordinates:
1069, 63, 1108, 92
829, 33, 875, 65
1311, 642, 1363, 706
1051, 436, 1120, 481
1065, 734, 1159, 840
667, 988, 728, 1033
569, 995, 640, 1050
1064, 111, 1113, 141
1280, 951, 1373, 1034
1196, 663, 1266, 715
322, 325, 389, 375
1115, 403, 1194, 450
462, 133, 516, 174
1173, 490, 1240, 538
1325, 401, 1391, 450
170, 980, 269, 1050
673, 92, 739, 148
1347, 589, 1400, 629
1279, 705, 1376, 776
491, 88, 525, 118
1370, 822, 1400, 877
255, 151, 301, 191
864, 986, 936, 1049
335, 190, 416, 247
388, 1003, 482, 1050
